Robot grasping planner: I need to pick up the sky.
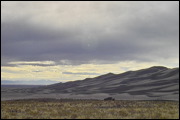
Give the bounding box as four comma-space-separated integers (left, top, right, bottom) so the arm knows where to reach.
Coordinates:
1, 1, 179, 84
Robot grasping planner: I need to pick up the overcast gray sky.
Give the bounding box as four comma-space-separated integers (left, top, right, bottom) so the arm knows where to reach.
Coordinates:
1, 1, 179, 83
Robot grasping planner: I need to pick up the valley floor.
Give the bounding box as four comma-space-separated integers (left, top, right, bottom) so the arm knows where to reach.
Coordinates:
1, 99, 179, 119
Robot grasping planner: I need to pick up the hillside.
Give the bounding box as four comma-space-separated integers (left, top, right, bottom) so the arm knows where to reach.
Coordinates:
1, 66, 179, 101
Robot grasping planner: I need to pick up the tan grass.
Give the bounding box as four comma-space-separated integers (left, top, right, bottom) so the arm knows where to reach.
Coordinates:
1, 99, 179, 119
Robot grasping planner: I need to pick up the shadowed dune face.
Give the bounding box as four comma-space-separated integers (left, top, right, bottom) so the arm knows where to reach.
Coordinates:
1, 66, 179, 101
42, 66, 179, 93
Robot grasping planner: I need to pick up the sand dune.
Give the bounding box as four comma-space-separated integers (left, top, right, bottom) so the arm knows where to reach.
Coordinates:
1, 66, 179, 101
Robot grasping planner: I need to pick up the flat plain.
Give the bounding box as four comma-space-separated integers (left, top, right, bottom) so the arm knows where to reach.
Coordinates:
1, 99, 179, 119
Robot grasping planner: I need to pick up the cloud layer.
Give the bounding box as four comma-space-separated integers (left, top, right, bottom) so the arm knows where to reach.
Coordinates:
2, 1, 179, 66
1, 1, 179, 83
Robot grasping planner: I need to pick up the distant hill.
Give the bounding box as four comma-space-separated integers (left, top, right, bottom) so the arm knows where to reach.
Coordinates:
1, 85, 43, 88
1, 80, 59, 85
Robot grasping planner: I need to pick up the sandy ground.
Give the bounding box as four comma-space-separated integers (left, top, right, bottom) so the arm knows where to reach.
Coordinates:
1, 88, 179, 101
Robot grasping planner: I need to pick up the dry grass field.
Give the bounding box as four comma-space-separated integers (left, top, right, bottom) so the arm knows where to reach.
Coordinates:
1, 99, 179, 119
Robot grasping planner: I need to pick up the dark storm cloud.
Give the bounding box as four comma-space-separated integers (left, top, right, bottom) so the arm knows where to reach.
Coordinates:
1, 19, 81, 63
1, 1, 179, 66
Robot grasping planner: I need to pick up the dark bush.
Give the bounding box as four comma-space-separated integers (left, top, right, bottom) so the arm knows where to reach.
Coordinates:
104, 97, 115, 101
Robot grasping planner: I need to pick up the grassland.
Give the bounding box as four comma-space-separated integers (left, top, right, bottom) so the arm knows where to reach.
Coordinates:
1, 99, 179, 119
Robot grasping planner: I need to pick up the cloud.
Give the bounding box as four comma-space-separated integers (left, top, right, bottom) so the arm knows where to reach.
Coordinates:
62, 72, 100, 75
32, 70, 42, 73
1, 1, 179, 83
7, 61, 56, 66
1, 1, 179, 66
2, 60, 171, 82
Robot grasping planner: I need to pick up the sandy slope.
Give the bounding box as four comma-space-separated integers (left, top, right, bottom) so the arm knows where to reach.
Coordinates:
1, 66, 179, 101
